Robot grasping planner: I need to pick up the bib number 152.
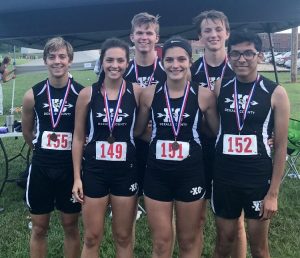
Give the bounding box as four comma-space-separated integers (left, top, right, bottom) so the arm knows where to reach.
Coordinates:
223, 134, 257, 155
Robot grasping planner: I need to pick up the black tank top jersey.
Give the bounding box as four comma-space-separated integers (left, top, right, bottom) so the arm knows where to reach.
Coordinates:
84, 81, 137, 168
124, 58, 166, 87
32, 78, 84, 168
191, 57, 235, 88
148, 82, 203, 171
215, 75, 277, 187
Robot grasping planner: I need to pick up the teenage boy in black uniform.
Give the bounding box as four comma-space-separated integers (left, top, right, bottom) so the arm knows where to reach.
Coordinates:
212, 31, 289, 258
191, 10, 246, 257
124, 12, 166, 196
22, 37, 83, 258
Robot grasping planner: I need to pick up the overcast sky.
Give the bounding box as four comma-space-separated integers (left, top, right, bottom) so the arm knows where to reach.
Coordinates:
276, 26, 299, 33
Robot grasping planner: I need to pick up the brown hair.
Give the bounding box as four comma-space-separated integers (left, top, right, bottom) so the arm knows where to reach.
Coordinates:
2, 56, 11, 65
131, 12, 160, 34
193, 10, 230, 35
43, 37, 74, 62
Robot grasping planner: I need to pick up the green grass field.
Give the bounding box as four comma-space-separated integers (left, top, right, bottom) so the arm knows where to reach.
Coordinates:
0, 70, 299, 258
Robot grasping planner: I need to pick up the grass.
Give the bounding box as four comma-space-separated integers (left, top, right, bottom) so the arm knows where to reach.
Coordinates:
0, 70, 299, 258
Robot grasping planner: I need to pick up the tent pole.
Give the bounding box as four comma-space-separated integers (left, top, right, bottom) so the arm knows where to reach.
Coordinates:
268, 32, 279, 84
11, 45, 16, 115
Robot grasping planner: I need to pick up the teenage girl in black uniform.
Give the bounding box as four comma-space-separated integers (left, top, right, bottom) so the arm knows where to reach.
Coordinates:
72, 38, 141, 258
135, 37, 218, 258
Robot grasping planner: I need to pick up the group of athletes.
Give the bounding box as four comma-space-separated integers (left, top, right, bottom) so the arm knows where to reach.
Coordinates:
21, 9, 290, 258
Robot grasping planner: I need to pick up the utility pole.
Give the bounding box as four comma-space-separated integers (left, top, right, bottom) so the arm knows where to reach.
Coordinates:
291, 27, 298, 83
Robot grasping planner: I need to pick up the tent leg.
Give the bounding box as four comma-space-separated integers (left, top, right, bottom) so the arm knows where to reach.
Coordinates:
268, 32, 279, 84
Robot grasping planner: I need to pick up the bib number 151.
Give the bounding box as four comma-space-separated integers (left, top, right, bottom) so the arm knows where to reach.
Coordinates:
156, 140, 189, 161
223, 134, 257, 155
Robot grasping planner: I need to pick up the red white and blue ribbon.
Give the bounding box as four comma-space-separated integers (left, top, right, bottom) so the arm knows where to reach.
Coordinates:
103, 80, 125, 134
164, 81, 190, 140
46, 78, 71, 129
203, 56, 228, 90
134, 56, 158, 87
233, 75, 260, 132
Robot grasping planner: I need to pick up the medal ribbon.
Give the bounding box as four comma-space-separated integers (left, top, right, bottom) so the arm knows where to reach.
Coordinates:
203, 56, 228, 90
46, 78, 71, 129
164, 81, 190, 139
103, 80, 125, 135
134, 56, 158, 87
233, 75, 260, 132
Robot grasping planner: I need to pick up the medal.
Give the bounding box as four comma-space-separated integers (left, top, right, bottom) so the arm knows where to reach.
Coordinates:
46, 78, 71, 133
103, 80, 125, 143
233, 75, 259, 133
50, 132, 57, 141
107, 134, 115, 144
172, 141, 180, 151
134, 56, 157, 87
164, 81, 190, 146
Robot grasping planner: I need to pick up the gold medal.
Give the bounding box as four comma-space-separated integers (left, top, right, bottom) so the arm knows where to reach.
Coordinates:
172, 141, 179, 151
107, 135, 115, 144
50, 132, 57, 141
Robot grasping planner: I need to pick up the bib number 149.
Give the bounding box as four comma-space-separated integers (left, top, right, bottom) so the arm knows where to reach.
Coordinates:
96, 141, 127, 161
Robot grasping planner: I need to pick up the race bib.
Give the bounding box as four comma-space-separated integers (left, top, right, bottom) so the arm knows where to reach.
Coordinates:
41, 131, 72, 150
95, 141, 127, 161
223, 134, 257, 155
156, 140, 189, 161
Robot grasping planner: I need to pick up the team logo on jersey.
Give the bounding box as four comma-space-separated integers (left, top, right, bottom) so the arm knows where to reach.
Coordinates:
137, 77, 158, 87
96, 108, 129, 124
129, 182, 138, 192
224, 94, 258, 113
43, 100, 73, 113
157, 108, 190, 123
252, 200, 262, 212
70, 194, 77, 204
190, 186, 203, 196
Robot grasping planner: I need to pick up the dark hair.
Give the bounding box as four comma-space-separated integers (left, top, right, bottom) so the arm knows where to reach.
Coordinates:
193, 10, 230, 35
2, 56, 11, 65
98, 38, 130, 85
43, 37, 74, 61
227, 31, 263, 53
131, 12, 160, 34
162, 36, 192, 60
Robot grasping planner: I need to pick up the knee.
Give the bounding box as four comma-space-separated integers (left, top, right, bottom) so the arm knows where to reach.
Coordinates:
113, 230, 133, 248
31, 224, 48, 240
178, 235, 198, 253
250, 244, 269, 258
84, 232, 102, 249
153, 236, 172, 256
61, 217, 79, 236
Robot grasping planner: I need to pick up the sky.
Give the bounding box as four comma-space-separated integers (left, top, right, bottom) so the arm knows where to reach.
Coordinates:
276, 26, 299, 34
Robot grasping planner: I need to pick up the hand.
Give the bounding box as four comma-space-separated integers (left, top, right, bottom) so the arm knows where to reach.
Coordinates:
12, 74, 16, 79
72, 179, 84, 204
267, 135, 274, 149
260, 194, 278, 220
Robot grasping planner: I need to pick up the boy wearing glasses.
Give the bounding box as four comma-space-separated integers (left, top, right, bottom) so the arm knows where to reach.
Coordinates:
212, 31, 289, 258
